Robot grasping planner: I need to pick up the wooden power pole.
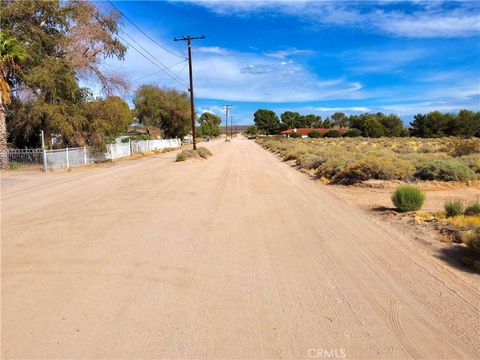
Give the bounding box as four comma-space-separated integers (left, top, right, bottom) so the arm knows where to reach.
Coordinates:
174, 35, 205, 150
222, 105, 231, 141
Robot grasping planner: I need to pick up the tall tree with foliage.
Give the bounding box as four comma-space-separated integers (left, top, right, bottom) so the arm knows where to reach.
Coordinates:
82, 96, 133, 148
254, 109, 280, 135
0, 32, 26, 168
280, 111, 302, 130
197, 112, 221, 138
302, 114, 322, 128
1, 0, 128, 150
331, 112, 349, 127
133, 85, 191, 138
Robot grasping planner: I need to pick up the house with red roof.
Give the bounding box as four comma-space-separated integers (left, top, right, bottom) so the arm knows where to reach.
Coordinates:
279, 127, 349, 137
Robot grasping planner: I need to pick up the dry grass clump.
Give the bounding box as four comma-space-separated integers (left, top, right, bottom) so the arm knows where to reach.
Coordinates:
176, 147, 212, 162
257, 137, 479, 184
198, 147, 212, 159
337, 156, 415, 184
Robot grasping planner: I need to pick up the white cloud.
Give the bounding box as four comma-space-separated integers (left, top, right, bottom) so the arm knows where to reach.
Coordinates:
197, 46, 231, 55
108, 25, 363, 103
184, 1, 480, 38
264, 48, 315, 59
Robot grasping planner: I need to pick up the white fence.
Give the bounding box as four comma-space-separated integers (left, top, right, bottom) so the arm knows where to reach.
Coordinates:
8, 138, 182, 170
46, 147, 89, 168
106, 143, 131, 160
130, 138, 181, 154
105, 138, 181, 160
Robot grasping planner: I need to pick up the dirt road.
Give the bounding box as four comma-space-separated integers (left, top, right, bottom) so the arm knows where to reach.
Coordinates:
2, 137, 479, 359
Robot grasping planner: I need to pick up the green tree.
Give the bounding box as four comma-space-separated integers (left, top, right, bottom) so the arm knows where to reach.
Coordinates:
0, 32, 26, 168
302, 114, 322, 128
245, 125, 257, 136
280, 111, 302, 129
331, 112, 349, 127
83, 96, 133, 147
322, 117, 332, 128
197, 112, 221, 138
133, 85, 191, 138
254, 109, 280, 135
379, 114, 407, 137
2, 0, 128, 150
363, 117, 385, 138
410, 111, 450, 137
447, 109, 480, 137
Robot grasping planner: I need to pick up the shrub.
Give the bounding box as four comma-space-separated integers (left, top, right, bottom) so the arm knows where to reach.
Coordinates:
9, 161, 18, 170
324, 130, 342, 138
415, 159, 476, 181
176, 149, 196, 162
290, 132, 302, 138
344, 128, 362, 137
452, 140, 480, 157
316, 155, 355, 180
308, 130, 322, 138
463, 227, 480, 252
391, 186, 425, 212
465, 201, 480, 216
198, 147, 212, 159
296, 153, 323, 169
336, 156, 415, 184
176, 153, 186, 162
444, 200, 464, 217
122, 135, 150, 142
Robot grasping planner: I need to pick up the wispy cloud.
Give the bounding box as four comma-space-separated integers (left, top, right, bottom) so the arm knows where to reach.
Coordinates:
185, 1, 480, 38
264, 48, 315, 59
109, 25, 363, 103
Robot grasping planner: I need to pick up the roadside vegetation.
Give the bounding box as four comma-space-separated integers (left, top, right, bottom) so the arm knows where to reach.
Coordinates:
176, 147, 212, 162
258, 137, 479, 184
1, 1, 223, 170
253, 109, 480, 137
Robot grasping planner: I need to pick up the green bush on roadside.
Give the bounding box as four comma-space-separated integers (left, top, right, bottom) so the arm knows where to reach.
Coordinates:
465, 201, 480, 216
9, 161, 18, 170
444, 200, 464, 217
415, 159, 476, 181
391, 185, 425, 212
290, 132, 302, 138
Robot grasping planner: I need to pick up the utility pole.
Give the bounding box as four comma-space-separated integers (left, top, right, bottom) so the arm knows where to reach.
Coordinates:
174, 35, 205, 150
222, 105, 231, 141
230, 115, 234, 140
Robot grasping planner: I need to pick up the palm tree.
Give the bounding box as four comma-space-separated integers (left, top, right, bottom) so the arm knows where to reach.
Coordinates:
0, 32, 26, 169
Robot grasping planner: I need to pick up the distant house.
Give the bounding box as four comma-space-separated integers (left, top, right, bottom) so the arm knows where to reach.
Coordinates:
280, 127, 349, 138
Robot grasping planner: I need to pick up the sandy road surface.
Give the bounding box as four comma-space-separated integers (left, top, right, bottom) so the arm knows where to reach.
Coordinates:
2, 137, 479, 359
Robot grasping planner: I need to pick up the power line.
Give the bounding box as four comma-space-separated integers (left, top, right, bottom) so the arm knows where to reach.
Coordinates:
119, 30, 189, 88
115, 32, 189, 88
131, 59, 187, 83
106, 0, 186, 60
83, 3, 189, 88
167, 61, 188, 87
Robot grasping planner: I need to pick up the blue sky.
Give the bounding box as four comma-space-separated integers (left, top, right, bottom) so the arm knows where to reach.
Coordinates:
99, 0, 480, 125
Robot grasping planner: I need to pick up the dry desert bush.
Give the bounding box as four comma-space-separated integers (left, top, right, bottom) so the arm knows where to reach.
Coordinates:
258, 137, 480, 184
